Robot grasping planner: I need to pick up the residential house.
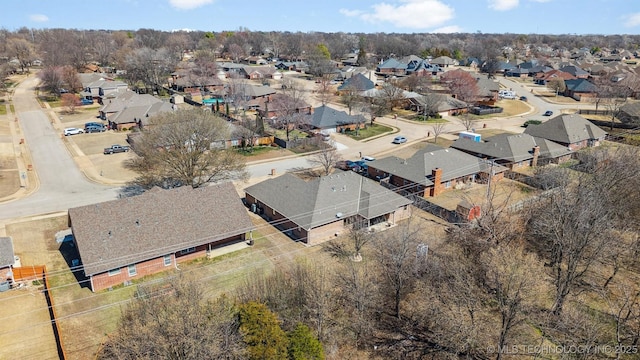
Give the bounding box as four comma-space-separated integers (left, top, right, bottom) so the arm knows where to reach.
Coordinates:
524, 114, 607, 150
337, 73, 375, 93
241, 84, 277, 100
68, 183, 254, 292
560, 65, 590, 79
451, 133, 572, 170
534, 69, 577, 85
619, 101, 640, 124
408, 94, 468, 116
407, 60, 443, 77
100, 91, 174, 130
430, 56, 457, 67
80, 77, 128, 102
0, 237, 15, 283
366, 145, 506, 197
308, 105, 366, 133
244, 171, 413, 245
475, 75, 501, 103
376, 58, 407, 76
340, 53, 359, 66
254, 93, 312, 119
564, 78, 598, 101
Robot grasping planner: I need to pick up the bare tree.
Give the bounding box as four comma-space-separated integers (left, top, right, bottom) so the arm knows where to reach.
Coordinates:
98, 277, 246, 359
546, 78, 566, 96
61, 65, 82, 92
482, 244, 543, 360
594, 75, 634, 130
38, 66, 65, 95
61, 93, 79, 114
340, 84, 360, 116
441, 69, 479, 131
374, 220, 421, 318
430, 121, 447, 144
315, 73, 334, 106
379, 82, 405, 112
127, 108, 248, 189
272, 78, 309, 141
308, 141, 342, 176
526, 170, 618, 316
6, 37, 35, 73
123, 47, 176, 93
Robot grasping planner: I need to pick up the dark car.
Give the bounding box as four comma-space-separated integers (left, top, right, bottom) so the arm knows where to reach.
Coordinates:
519, 96, 528, 102
80, 98, 93, 105
543, 110, 553, 116
85, 125, 106, 133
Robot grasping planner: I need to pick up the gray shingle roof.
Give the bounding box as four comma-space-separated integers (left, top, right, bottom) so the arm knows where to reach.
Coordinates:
311, 105, 365, 129
369, 145, 498, 184
338, 73, 375, 92
453, 133, 541, 163
524, 114, 607, 144
69, 182, 254, 276
0, 237, 14, 268
244, 171, 412, 230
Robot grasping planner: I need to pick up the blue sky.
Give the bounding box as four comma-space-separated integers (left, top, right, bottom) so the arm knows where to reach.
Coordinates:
3, 0, 640, 35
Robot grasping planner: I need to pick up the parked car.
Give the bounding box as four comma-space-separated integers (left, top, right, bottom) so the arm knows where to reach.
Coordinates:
519, 96, 528, 102
392, 136, 407, 144
84, 122, 104, 128
80, 98, 93, 105
361, 155, 376, 161
85, 125, 106, 133
64, 128, 84, 136
543, 110, 553, 116
103, 144, 130, 154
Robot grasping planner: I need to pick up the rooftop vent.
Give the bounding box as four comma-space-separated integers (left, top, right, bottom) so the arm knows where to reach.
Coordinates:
336, 212, 343, 218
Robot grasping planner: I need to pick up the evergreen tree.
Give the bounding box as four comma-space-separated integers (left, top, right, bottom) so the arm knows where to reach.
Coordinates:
239, 301, 289, 360
288, 323, 325, 360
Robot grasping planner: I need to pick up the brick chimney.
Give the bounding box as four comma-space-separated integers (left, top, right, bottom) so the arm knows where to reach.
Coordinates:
531, 146, 540, 167
429, 168, 444, 197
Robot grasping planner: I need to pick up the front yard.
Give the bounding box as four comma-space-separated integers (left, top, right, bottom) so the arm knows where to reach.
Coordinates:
345, 123, 394, 140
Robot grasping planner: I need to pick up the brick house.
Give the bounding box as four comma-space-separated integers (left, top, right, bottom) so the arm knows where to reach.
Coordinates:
451, 133, 572, 170
244, 171, 412, 245
367, 145, 507, 198
68, 183, 254, 292
524, 114, 607, 151
308, 105, 366, 133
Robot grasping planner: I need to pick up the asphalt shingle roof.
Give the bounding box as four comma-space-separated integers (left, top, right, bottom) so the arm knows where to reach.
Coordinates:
244, 171, 412, 230
69, 182, 254, 276
524, 114, 607, 144
369, 145, 498, 185
338, 73, 375, 92
0, 237, 14, 268
311, 105, 365, 129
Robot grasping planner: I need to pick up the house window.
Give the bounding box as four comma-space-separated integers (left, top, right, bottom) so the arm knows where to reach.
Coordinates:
445, 181, 451, 189
128, 264, 137, 277
180, 247, 196, 255
108, 268, 121, 276
163, 255, 172, 266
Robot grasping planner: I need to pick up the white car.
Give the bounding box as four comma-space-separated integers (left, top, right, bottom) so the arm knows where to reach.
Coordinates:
64, 128, 84, 136
392, 136, 407, 144
361, 156, 376, 161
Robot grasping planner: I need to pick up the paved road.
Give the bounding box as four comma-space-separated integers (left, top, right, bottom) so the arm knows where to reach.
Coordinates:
0, 73, 597, 222
0, 76, 119, 221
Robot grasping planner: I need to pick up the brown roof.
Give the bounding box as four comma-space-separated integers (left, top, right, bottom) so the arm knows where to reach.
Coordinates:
69, 182, 254, 276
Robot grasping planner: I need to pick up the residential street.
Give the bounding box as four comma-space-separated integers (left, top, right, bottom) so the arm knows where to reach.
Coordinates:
0, 73, 597, 223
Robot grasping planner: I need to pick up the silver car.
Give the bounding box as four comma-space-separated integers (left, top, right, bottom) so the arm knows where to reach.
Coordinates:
64, 128, 84, 136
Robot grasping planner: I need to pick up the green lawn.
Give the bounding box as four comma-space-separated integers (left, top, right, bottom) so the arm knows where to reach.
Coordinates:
346, 123, 394, 140
236, 145, 278, 157
0, 105, 6, 116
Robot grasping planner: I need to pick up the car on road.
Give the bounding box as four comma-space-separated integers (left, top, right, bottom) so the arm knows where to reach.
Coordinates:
103, 144, 130, 154
543, 110, 553, 116
361, 155, 376, 161
519, 96, 528, 102
64, 128, 84, 136
392, 136, 407, 144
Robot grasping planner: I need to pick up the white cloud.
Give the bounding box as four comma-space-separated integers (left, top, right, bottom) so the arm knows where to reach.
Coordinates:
29, 14, 49, 23
624, 13, 640, 27
341, 0, 455, 29
488, 0, 519, 11
168, 0, 215, 10
431, 25, 463, 33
